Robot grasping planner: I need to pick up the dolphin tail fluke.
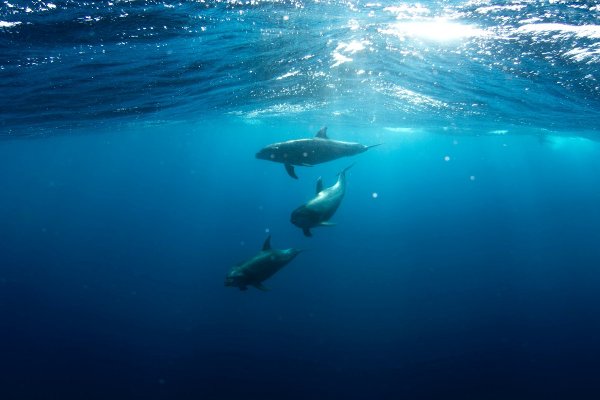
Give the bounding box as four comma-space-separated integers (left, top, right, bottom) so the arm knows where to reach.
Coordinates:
339, 163, 355, 177
285, 163, 298, 179
303, 228, 312, 237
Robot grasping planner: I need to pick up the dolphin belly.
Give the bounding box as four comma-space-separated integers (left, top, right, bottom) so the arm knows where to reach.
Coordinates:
305, 190, 343, 221
239, 254, 286, 283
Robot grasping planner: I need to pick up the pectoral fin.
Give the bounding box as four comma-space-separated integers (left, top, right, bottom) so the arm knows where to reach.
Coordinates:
303, 228, 312, 237
285, 163, 298, 179
253, 283, 270, 292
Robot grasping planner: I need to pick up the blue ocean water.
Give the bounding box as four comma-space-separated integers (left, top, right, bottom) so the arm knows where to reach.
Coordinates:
1, 1, 600, 399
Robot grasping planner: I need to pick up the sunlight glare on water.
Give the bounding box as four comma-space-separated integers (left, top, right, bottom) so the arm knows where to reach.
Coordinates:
0, 0, 599, 136
380, 19, 488, 42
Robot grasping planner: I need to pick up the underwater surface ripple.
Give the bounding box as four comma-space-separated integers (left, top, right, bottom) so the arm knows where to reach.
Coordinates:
1, 0, 599, 136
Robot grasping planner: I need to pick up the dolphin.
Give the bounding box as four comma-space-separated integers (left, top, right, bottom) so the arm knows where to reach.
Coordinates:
290, 165, 353, 237
255, 127, 379, 179
224, 235, 301, 291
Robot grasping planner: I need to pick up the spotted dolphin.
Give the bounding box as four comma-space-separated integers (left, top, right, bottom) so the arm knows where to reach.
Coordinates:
224, 235, 301, 291
256, 127, 379, 179
290, 165, 353, 237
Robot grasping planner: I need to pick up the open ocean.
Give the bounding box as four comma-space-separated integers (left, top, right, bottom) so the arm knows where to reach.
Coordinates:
1, 1, 600, 399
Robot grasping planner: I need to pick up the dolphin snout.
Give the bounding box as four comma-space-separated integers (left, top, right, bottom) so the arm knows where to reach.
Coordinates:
255, 149, 272, 160
291, 249, 304, 258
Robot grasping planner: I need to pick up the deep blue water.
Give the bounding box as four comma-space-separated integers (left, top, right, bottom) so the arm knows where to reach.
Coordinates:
2, 1, 600, 399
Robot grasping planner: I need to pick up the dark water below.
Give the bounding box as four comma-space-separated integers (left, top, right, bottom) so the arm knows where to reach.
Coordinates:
2, 121, 600, 399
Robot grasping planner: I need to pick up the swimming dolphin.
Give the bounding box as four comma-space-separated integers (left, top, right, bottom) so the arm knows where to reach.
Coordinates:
290, 165, 353, 237
256, 127, 379, 179
224, 235, 301, 291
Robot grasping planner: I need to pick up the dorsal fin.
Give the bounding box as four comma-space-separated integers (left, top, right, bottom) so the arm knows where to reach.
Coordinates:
315, 127, 328, 139
262, 235, 272, 251
316, 177, 323, 194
